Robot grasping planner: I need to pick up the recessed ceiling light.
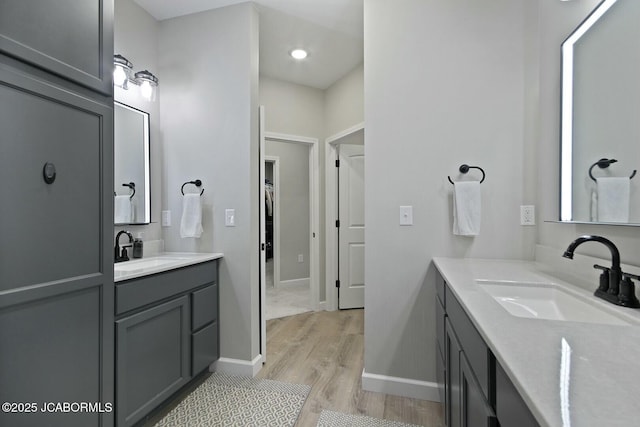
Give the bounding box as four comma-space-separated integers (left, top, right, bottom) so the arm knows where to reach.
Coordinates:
290, 49, 308, 60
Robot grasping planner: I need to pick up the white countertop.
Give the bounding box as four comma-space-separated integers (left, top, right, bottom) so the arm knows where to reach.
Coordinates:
433, 257, 640, 427
114, 252, 223, 282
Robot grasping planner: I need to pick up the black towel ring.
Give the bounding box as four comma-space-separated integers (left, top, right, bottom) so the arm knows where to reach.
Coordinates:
448, 164, 485, 184
589, 158, 636, 182
181, 179, 204, 196
123, 182, 135, 199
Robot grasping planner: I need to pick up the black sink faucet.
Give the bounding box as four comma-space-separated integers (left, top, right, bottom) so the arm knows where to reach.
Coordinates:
563, 235, 640, 308
115, 230, 133, 263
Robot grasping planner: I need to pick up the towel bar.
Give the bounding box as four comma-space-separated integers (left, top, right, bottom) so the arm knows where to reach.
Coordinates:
181, 179, 205, 196
448, 164, 485, 184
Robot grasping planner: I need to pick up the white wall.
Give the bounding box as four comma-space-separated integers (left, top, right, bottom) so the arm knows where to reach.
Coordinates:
159, 3, 261, 362
536, 0, 640, 267
114, 0, 162, 241
325, 63, 364, 138
364, 0, 531, 387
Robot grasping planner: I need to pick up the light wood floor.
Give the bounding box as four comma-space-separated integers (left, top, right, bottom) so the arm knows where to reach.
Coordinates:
257, 309, 444, 427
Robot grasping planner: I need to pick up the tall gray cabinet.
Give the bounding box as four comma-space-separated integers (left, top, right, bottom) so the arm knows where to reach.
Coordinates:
0, 2, 114, 427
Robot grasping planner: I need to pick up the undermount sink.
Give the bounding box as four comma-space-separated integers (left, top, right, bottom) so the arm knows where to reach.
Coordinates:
476, 280, 632, 326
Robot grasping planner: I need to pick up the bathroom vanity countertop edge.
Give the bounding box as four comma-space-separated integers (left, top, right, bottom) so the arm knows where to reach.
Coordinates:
114, 252, 223, 282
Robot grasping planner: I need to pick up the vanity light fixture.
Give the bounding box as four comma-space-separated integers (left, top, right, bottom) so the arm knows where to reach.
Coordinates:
290, 49, 308, 60
113, 54, 159, 101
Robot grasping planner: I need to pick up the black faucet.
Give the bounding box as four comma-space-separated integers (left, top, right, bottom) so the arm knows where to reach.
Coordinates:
115, 230, 133, 263
563, 235, 640, 308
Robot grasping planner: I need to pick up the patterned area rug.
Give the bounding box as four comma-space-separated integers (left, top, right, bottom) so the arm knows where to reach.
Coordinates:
154, 372, 310, 427
317, 410, 424, 427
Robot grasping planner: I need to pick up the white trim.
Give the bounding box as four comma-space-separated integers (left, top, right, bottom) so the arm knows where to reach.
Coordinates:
212, 355, 263, 377
265, 131, 318, 145
324, 124, 365, 311
265, 156, 281, 289
361, 369, 441, 402
325, 122, 365, 144
279, 277, 310, 288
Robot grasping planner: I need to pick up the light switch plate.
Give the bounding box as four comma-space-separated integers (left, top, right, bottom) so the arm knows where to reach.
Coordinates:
400, 206, 413, 226
225, 209, 235, 227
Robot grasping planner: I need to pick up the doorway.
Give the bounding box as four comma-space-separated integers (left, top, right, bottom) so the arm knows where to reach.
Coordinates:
325, 124, 365, 310
263, 151, 311, 319
258, 116, 320, 362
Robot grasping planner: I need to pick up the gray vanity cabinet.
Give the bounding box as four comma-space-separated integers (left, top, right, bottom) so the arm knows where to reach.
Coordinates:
0, 0, 114, 94
115, 260, 219, 427
0, 5, 114, 425
436, 269, 538, 427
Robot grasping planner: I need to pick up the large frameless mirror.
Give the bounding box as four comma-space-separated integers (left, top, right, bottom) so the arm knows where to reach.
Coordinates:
114, 101, 151, 225
560, 0, 640, 225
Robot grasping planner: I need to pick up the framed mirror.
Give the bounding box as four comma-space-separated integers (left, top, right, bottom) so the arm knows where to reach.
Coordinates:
560, 0, 640, 225
114, 101, 151, 224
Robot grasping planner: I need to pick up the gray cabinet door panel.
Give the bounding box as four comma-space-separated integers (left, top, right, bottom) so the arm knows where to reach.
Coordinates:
495, 362, 539, 427
0, 0, 113, 94
116, 296, 190, 427
0, 286, 105, 427
460, 353, 497, 427
446, 285, 491, 400
192, 320, 219, 375
0, 66, 110, 292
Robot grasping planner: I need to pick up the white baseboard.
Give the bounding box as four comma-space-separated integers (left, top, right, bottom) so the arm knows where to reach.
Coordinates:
211, 355, 263, 377
315, 301, 326, 312
361, 369, 441, 402
279, 277, 310, 288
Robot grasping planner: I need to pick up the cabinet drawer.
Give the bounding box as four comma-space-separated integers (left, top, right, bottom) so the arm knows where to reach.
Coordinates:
436, 296, 445, 360
192, 321, 219, 376
496, 362, 539, 427
192, 284, 218, 331
116, 261, 217, 315
446, 285, 493, 403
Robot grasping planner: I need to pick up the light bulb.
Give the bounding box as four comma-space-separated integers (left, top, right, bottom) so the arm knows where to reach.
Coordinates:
139, 80, 154, 100
290, 49, 308, 60
113, 66, 127, 87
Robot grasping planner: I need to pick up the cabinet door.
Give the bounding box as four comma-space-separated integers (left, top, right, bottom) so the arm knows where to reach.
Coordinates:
0, 61, 113, 427
446, 319, 462, 427
116, 297, 190, 427
0, 0, 113, 94
460, 353, 497, 427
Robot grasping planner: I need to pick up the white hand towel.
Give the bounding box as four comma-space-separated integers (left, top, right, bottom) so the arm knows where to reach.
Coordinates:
114, 195, 132, 224
180, 194, 204, 238
597, 177, 630, 223
453, 181, 481, 236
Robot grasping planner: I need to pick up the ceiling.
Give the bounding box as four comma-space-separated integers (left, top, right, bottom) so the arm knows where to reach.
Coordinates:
133, 0, 364, 89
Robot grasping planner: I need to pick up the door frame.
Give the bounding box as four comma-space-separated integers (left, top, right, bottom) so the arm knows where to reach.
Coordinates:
264, 132, 320, 311
324, 122, 365, 311
264, 155, 281, 289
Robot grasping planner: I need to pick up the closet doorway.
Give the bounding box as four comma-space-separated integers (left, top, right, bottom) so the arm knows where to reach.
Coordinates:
261, 133, 320, 322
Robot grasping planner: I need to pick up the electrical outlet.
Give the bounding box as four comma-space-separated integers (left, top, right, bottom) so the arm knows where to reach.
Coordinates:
520, 205, 535, 226
161, 210, 171, 227
298, 254, 304, 263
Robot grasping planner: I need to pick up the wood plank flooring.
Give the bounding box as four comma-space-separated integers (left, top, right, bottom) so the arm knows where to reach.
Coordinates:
257, 309, 444, 427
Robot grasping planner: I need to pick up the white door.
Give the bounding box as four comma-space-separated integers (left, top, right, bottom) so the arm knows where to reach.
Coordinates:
259, 106, 266, 363
338, 143, 365, 309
